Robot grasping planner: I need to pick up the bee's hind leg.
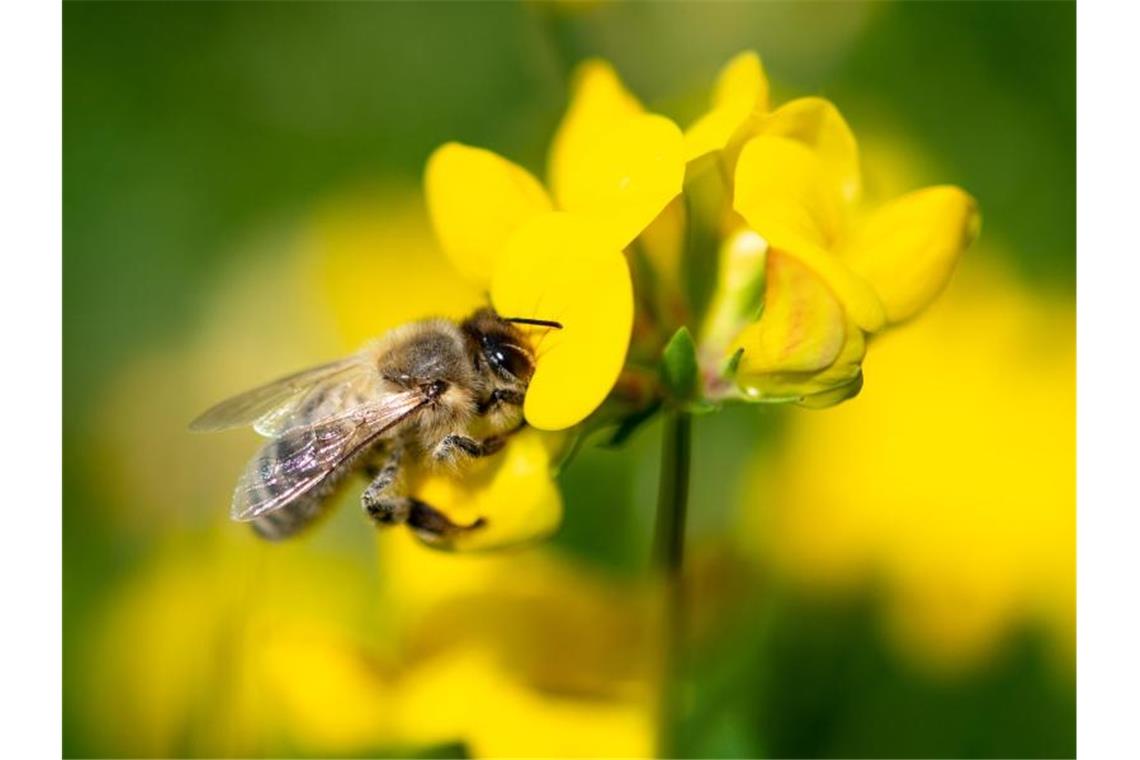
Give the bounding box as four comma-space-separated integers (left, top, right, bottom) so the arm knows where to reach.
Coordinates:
407, 501, 486, 547
361, 444, 486, 545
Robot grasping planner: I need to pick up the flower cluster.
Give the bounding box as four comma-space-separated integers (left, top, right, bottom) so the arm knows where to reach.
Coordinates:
420, 51, 978, 548
692, 54, 979, 407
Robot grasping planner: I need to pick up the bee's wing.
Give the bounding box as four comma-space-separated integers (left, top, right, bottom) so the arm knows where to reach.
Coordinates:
189, 357, 368, 435
252, 358, 391, 438
230, 390, 426, 521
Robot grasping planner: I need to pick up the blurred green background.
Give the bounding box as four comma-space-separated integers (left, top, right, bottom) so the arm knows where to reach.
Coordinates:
64, 2, 1074, 758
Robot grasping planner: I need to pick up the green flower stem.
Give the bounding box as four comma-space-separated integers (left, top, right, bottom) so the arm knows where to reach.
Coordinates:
653, 409, 692, 756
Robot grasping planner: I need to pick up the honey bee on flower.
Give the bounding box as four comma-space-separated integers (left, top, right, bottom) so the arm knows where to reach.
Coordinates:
64, 1, 1079, 756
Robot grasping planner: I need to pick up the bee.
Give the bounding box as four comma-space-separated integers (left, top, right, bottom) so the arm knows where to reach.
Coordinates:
190, 308, 560, 544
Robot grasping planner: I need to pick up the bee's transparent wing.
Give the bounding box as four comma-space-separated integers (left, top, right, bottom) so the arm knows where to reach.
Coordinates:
252, 359, 390, 437
230, 390, 426, 521
189, 357, 370, 435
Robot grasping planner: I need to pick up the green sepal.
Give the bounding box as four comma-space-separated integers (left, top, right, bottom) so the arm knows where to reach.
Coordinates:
660, 326, 699, 401
722, 347, 745, 380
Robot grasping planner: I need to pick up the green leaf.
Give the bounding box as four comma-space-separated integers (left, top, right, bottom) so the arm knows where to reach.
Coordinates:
660, 326, 699, 401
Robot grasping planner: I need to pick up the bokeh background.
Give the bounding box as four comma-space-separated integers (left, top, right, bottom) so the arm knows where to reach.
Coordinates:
63, 2, 1075, 757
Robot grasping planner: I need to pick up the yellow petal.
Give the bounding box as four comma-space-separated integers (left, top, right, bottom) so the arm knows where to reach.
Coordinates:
637, 197, 689, 326
784, 318, 865, 397
797, 371, 864, 409
554, 113, 686, 249
737, 316, 866, 403
783, 240, 885, 332
734, 134, 845, 249
731, 250, 846, 377
548, 59, 643, 203
756, 97, 861, 204
491, 213, 634, 430
683, 51, 770, 161
425, 142, 553, 286
411, 429, 563, 551
309, 193, 485, 350
638, 196, 686, 286
842, 186, 980, 324
734, 135, 885, 332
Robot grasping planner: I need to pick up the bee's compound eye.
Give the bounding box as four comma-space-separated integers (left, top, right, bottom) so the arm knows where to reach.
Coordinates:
485, 339, 533, 381
503, 346, 534, 380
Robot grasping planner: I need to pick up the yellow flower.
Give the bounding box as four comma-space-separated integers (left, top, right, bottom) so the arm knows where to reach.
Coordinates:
689, 51, 979, 406
426, 59, 686, 430
741, 261, 1074, 674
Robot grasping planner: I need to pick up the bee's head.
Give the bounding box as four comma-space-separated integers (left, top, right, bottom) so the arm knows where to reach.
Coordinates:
461, 308, 559, 388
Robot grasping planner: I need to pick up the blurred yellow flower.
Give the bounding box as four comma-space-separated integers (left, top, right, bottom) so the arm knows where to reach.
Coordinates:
741, 261, 1074, 673
83, 535, 387, 756
376, 530, 655, 756
426, 59, 687, 430
85, 530, 654, 757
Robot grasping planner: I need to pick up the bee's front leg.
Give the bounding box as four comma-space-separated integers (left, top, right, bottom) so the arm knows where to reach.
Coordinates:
476, 388, 525, 415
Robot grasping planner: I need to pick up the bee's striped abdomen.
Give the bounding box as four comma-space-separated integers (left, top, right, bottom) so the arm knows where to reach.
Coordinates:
245, 435, 354, 540
251, 492, 331, 540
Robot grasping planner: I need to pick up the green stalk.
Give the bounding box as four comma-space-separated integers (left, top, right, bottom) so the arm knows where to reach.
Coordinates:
653, 410, 692, 757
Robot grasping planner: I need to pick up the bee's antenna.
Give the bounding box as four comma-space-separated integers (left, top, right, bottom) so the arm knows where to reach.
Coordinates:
505, 316, 563, 330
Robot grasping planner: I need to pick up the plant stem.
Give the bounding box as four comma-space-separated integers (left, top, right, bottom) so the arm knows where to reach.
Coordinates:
654, 410, 692, 757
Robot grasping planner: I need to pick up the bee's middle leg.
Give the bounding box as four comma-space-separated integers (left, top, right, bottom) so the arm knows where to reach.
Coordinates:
361, 444, 412, 525
432, 434, 500, 461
